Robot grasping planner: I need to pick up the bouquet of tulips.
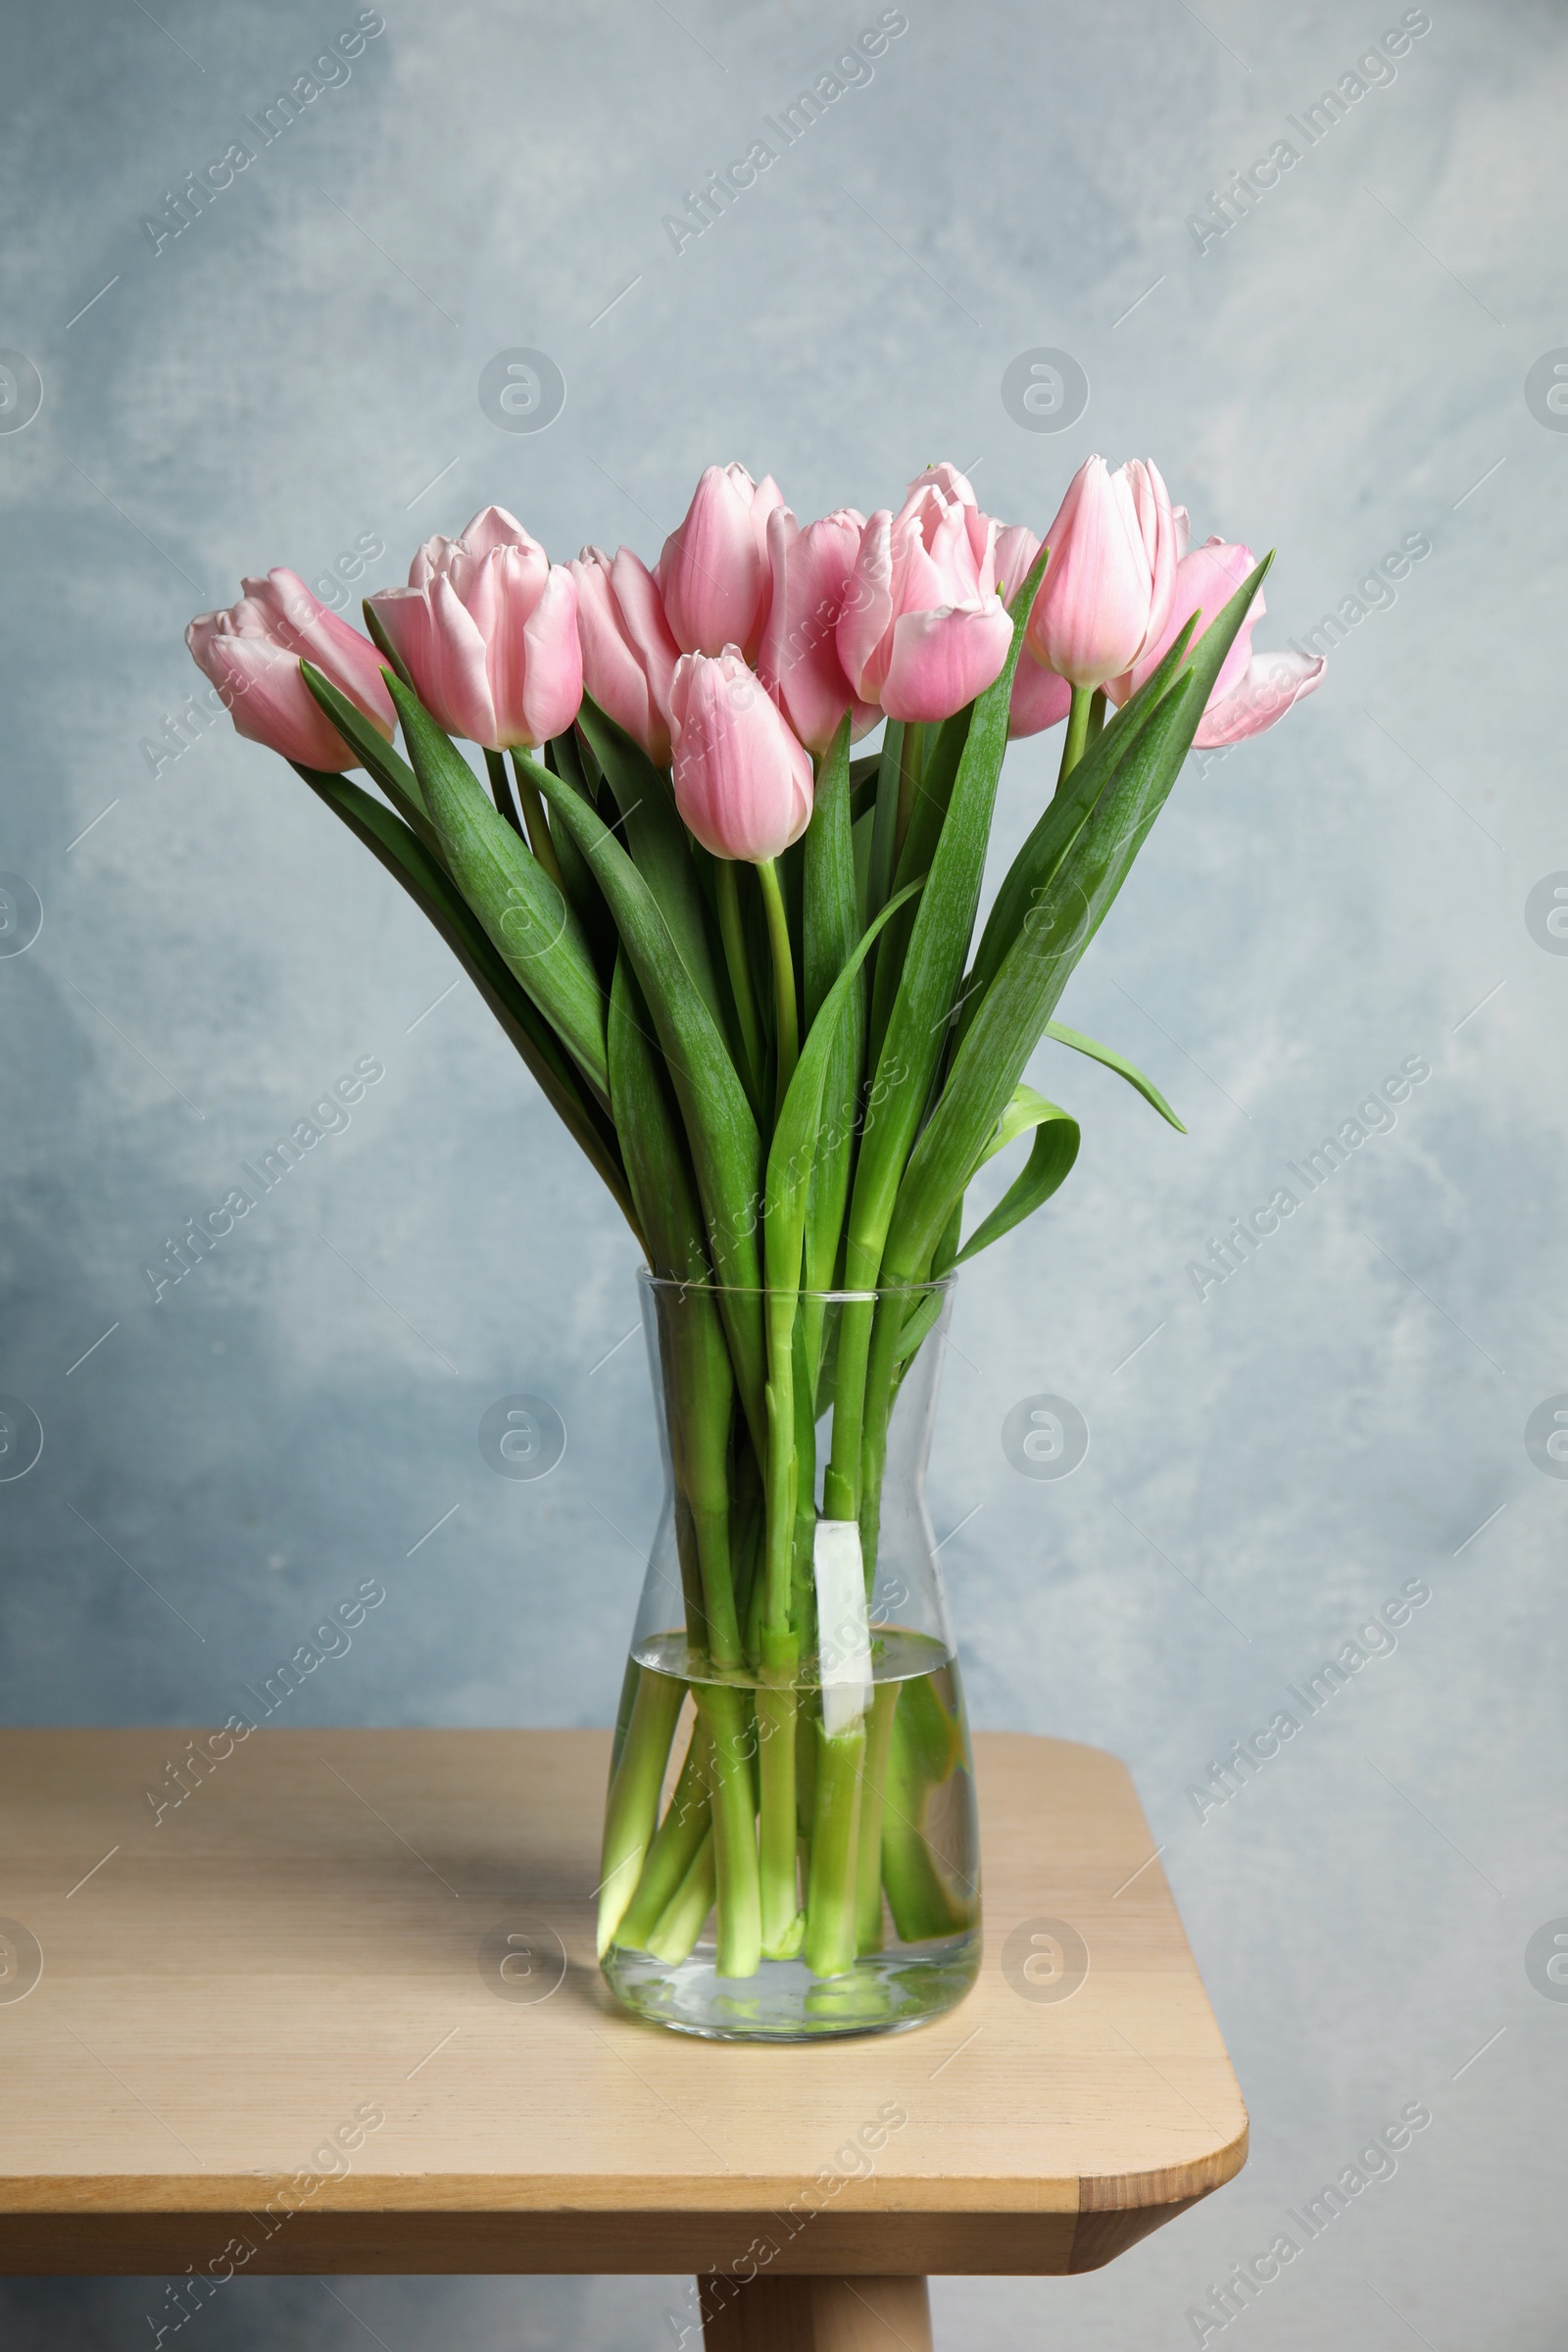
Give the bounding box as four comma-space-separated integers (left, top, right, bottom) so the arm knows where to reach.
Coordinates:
188, 456, 1321, 1983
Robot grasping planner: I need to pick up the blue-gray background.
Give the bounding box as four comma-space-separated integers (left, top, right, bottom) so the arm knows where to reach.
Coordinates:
2, 0, 1564, 2343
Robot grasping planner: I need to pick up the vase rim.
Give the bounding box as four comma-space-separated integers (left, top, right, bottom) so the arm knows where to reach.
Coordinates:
636, 1266, 957, 1303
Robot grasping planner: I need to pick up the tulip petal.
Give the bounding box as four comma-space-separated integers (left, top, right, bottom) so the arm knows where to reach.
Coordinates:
611, 547, 681, 740
660, 464, 772, 658
238, 570, 395, 732
836, 510, 895, 704
189, 629, 354, 770
1116, 536, 1264, 710
880, 601, 1014, 724
994, 524, 1042, 607
459, 505, 548, 572
671, 650, 814, 860
1192, 649, 1325, 747
1007, 650, 1073, 740
1026, 456, 1153, 690
760, 509, 875, 755
368, 579, 492, 745
518, 565, 584, 749
755, 505, 801, 710
572, 550, 660, 761
905, 462, 979, 510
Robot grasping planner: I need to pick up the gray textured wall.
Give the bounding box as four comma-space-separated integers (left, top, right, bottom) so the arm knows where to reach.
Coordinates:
2, 0, 1565, 2343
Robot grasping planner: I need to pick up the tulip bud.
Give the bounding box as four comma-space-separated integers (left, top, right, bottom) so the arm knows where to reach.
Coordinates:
186, 569, 395, 773
368, 506, 582, 750
756, 507, 880, 755
669, 648, 814, 861
837, 466, 1014, 724
571, 544, 681, 764
1025, 455, 1180, 691
659, 464, 784, 661
993, 524, 1072, 739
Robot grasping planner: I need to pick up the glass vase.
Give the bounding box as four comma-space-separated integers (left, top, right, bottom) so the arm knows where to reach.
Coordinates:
598, 1272, 980, 2041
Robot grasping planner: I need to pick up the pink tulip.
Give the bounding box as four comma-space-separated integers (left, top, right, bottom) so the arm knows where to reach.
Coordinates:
1114, 537, 1258, 704
1193, 649, 1325, 747
756, 507, 880, 755
186, 569, 395, 773
570, 544, 681, 764
994, 523, 1071, 740
836, 465, 1013, 724
1025, 456, 1180, 691
659, 464, 785, 662
1111, 536, 1323, 744
994, 523, 1041, 607
368, 506, 582, 750
669, 648, 813, 861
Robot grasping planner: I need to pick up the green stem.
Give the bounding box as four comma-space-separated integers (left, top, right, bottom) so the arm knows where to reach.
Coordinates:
663, 1287, 738, 1663
855, 1682, 902, 1954
695, 1683, 762, 1977
823, 1255, 878, 1525
671, 1494, 709, 1658
855, 1289, 907, 1580
796, 1690, 819, 1886
893, 719, 925, 865
613, 1721, 712, 1952
646, 1829, 715, 1964
1056, 685, 1094, 790
744, 1539, 765, 1664
714, 860, 767, 1114
881, 1675, 973, 1942
728, 1443, 765, 1662
756, 855, 798, 1117
483, 747, 524, 838
511, 750, 566, 895
789, 1312, 820, 1645
694, 1504, 741, 1671
597, 1669, 685, 1955
762, 1293, 798, 1634
805, 1716, 865, 1979
758, 1285, 804, 1957
757, 1633, 804, 1958
865, 720, 903, 924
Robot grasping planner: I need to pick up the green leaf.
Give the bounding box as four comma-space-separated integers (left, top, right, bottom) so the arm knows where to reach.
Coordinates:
764, 874, 927, 1299
1043, 1020, 1185, 1130
849, 752, 881, 825
956, 617, 1199, 1050
801, 718, 860, 1304
958, 552, 1271, 1057
571, 696, 727, 1034
361, 598, 415, 690
531, 760, 768, 1451
608, 954, 710, 1286
299, 662, 440, 858
955, 1091, 1080, 1262
868, 702, 971, 1068
972, 1081, 1057, 1167
842, 542, 1053, 1292
544, 731, 616, 978
864, 718, 903, 923
883, 680, 1198, 1280
881, 556, 1274, 1284
291, 764, 639, 1237
385, 674, 611, 1100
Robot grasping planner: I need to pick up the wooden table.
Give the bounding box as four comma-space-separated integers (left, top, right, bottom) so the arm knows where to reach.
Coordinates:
0, 1729, 1246, 2348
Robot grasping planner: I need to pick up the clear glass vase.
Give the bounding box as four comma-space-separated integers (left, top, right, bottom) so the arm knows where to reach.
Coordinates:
598, 1272, 980, 2041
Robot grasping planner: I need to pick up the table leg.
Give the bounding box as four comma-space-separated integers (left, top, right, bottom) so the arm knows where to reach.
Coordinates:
699, 2273, 934, 2350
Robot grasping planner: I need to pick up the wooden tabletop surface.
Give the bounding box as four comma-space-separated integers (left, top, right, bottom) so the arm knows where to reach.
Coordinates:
0, 1728, 1246, 2277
